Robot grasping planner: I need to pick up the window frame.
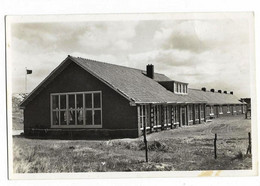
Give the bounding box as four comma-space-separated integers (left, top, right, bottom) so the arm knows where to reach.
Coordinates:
227, 105, 230, 113
219, 106, 223, 114
138, 105, 147, 130
50, 91, 102, 128
189, 105, 193, 122
174, 82, 188, 94
210, 106, 214, 116
233, 106, 236, 113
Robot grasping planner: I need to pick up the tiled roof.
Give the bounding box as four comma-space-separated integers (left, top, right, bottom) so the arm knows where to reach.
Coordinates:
71, 56, 194, 103
188, 88, 242, 105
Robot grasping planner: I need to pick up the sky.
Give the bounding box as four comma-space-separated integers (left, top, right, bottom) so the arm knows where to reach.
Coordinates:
10, 16, 252, 98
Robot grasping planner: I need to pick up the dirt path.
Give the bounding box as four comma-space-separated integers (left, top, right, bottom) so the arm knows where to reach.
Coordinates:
146, 115, 251, 141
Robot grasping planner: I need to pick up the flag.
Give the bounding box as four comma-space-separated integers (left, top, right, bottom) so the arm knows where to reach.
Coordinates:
26, 69, 32, 74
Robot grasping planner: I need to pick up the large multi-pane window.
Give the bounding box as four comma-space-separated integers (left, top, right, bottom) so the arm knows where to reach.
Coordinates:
51, 91, 102, 128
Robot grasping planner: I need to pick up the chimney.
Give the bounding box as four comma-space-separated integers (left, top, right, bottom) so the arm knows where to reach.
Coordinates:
210, 89, 215, 93
224, 91, 227, 94
218, 90, 222, 93
201, 87, 206, 92
146, 64, 154, 79
230, 91, 233, 95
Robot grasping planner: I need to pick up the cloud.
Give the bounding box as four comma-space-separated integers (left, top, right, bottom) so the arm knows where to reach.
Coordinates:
77, 21, 138, 53
153, 20, 249, 53
9, 18, 251, 98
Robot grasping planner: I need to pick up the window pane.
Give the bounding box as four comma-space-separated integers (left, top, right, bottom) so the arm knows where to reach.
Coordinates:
52, 95, 59, 109
85, 110, 93, 125
60, 95, 66, 109
76, 109, 83, 125
52, 111, 59, 125
60, 111, 67, 125
76, 94, 83, 108
68, 94, 75, 109
94, 110, 101, 125
85, 94, 92, 108
69, 110, 76, 125
94, 93, 101, 108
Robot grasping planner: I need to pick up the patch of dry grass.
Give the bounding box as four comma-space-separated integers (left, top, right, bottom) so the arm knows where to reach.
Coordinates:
12, 116, 252, 173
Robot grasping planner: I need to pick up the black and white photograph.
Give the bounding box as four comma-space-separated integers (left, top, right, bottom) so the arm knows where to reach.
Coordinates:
5, 12, 257, 179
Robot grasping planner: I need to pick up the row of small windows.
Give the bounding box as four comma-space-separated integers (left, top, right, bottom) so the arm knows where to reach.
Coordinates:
138, 104, 245, 130
137, 105, 205, 129
174, 82, 188, 94
209, 105, 244, 115
138, 105, 180, 129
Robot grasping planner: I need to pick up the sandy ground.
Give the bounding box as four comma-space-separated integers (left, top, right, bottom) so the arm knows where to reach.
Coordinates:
145, 115, 251, 141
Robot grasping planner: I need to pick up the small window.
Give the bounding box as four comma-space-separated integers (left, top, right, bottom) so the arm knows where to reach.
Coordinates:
52, 95, 59, 109
68, 94, 75, 109
219, 106, 223, 114
94, 93, 101, 108
85, 93, 92, 108
210, 106, 214, 115
85, 110, 93, 125
138, 105, 147, 129
76, 94, 83, 108
227, 105, 230, 113
174, 82, 177, 93
60, 95, 66, 109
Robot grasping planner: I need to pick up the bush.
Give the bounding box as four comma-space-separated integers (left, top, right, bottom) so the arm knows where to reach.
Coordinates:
138, 140, 169, 152
233, 151, 244, 160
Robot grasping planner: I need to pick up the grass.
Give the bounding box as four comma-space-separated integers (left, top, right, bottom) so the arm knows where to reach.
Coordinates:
12, 115, 252, 173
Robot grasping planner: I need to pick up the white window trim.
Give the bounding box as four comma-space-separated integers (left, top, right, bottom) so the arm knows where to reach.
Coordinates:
174, 82, 188, 94
50, 91, 102, 128
227, 105, 230, 113
210, 106, 214, 116
233, 106, 236, 113
138, 105, 147, 130
219, 106, 223, 114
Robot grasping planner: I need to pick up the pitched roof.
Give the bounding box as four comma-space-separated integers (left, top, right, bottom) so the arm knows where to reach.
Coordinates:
20, 55, 243, 107
71, 56, 195, 104
188, 88, 243, 105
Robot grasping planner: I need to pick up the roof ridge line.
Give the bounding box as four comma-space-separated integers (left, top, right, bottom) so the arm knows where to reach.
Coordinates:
69, 55, 170, 76
70, 55, 144, 71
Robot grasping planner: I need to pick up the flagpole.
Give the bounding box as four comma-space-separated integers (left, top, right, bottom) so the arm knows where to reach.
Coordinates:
25, 67, 27, 93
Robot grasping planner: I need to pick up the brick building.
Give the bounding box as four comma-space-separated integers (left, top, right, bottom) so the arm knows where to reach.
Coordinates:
19, 55, 246, 139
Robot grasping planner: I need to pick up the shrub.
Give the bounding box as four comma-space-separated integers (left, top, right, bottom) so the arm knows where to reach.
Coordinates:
138, 140, 169, 152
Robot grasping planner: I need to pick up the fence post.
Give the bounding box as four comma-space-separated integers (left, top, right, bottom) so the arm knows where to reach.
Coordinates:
247, 132, 251, 155
143, 119, 148, 162
214, 133, 217, 159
